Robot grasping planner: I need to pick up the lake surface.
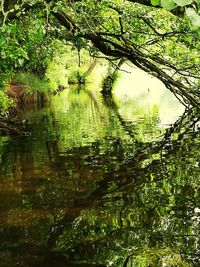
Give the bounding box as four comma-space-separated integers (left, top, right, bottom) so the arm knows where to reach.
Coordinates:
0, 68, 199, 267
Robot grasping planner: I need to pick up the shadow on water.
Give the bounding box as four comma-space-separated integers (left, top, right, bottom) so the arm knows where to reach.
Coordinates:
0, 85, 199, 267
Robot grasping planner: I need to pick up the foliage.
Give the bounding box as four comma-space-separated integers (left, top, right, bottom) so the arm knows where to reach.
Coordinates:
0, 90, 13, 115
46, 43, 93, 86
0, 10, 56, 87
45, 59, 68, 90
1, 0, 200, 106
0, 23, 29, 87
66, 47, 93, 84
152, 0, 200, 27
1, 0, 199, 106
18, 15, 54, 77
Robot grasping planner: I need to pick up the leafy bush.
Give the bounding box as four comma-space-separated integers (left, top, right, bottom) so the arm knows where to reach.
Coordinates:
0, 23, 29, 86
0, 14, 55, 86
20, 16, 54, 77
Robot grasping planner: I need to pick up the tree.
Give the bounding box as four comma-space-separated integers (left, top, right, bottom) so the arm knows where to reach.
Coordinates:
1, 0, 200, 107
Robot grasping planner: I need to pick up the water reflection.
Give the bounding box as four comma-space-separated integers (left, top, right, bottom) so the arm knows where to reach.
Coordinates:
0, 78, 199, 267
114, 65, 185, 127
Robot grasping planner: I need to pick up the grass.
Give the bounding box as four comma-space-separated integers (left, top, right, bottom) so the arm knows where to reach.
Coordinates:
13, 72, 52, 104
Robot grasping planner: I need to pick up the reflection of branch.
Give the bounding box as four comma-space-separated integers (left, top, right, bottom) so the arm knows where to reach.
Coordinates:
162, 108, 200, 141
85, 89, 104, 122
84, 58, 97, 76
93, 108, 199, 196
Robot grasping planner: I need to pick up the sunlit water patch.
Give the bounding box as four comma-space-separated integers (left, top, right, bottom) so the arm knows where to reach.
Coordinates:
114, 65, 185, 127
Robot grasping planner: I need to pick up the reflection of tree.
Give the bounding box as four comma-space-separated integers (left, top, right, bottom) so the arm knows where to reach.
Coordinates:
0, 91, 199, 267
163, 107, 199, 139
48, 107, 200, 267
102, 93, 161, 142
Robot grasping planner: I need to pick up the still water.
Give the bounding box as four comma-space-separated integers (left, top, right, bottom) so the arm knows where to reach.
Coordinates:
0, 69, 199, 267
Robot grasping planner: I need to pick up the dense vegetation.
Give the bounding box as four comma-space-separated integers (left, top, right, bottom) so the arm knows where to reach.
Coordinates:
0, 0, 200, 113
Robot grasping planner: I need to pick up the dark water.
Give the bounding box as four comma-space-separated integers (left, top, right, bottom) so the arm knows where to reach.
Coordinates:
0, 84, 199, 267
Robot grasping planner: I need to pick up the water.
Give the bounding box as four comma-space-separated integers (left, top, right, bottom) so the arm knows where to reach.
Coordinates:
0, 69, 199, 267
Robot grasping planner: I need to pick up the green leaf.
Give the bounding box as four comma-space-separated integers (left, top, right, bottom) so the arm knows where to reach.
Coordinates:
14, 4, 20, 10
174, 0, 193, 6
150, 0, 160, 6
16, 12, 21, 17
186, 7, 200, 26
18, 58, 24, 66
161, 0, 176, 10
